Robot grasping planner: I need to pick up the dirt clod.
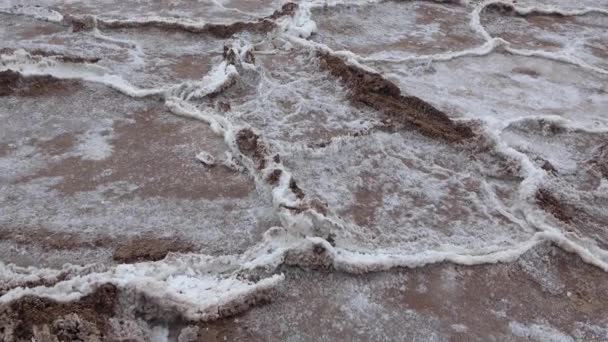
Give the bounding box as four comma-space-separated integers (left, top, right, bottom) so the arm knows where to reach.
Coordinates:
235, 128, 269, 170
112, 237, 194, 264
3, 284, 118, 341
267, 169, 283, 185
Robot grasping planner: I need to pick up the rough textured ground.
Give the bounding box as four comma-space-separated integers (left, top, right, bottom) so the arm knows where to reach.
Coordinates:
1, 0, 608, 341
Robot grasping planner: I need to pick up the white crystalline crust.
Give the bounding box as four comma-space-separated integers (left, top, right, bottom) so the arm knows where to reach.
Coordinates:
1, 0, 608, 327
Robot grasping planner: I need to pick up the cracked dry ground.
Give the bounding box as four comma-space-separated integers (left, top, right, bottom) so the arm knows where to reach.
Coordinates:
2, 0, 608, 341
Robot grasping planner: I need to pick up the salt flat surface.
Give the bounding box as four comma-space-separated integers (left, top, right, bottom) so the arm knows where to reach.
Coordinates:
1, 0, 607, 340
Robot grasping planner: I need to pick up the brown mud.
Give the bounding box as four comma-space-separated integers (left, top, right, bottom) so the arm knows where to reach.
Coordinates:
0, 284, 118, 341
318, 54, 475, 142
0, 70, 81, 97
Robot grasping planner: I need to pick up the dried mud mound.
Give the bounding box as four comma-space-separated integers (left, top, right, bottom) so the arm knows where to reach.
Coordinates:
319, 54, 475, 142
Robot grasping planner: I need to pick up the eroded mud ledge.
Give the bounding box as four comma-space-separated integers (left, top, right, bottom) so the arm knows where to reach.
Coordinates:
318, 53, 475, 142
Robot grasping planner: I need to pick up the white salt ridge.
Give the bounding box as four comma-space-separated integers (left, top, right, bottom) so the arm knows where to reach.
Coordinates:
0, 262, 106, 291
96, 15, 208, 30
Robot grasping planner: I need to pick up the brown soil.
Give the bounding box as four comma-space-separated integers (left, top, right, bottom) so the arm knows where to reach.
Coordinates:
17, 107, 254, 200
169, 54, 214, 80
0, 70, 81, 97
318, 54, 475, 142
112, 236, 194, 263
1, 284, 118, 341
